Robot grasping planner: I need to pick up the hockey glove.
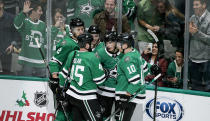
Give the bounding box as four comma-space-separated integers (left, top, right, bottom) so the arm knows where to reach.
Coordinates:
55, 87, 65, 101
49, 77, 59, 93
151, 64, 161, 76
118, 95, 131, 110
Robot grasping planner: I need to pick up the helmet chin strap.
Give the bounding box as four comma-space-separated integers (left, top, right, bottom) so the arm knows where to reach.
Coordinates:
87, 43, 92, 52
122, 47, 125, 54
95, 39, 100, 47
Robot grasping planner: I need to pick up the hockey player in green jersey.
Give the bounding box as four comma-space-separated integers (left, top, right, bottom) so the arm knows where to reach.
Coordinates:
59, 33, 106, 121
96, 31, 123, 120
115, 33, 161, 121
88, 25, 105, 53
49, 18, 85, 121
13, 0, 49, 77
49, 18, 85, 79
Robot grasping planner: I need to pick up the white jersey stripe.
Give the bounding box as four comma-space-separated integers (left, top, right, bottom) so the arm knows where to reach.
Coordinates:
14, 23, 23, 29
66, 89, 97, 100
128, 74, 140, 82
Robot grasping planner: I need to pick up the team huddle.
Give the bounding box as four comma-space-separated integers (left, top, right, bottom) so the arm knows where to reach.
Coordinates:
48, 18, 161, 121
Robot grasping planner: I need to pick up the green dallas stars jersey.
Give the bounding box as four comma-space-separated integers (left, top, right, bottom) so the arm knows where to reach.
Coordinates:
59, 50, 106, 100
92, 42, 105, 53
116, 49, 151, 104
14, 12, 47, 67
67, 0, 104, 28
96, 48, 123, 97
49, 37, 79, 74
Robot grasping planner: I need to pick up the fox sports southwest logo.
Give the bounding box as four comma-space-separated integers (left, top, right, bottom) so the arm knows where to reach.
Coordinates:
146, 97, 184, 121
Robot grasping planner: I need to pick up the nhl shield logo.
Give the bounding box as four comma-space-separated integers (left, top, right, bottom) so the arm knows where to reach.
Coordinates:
34, 91, 48, 107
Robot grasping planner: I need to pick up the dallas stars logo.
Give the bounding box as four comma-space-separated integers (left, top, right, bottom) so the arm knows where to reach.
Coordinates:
80, 0, 94, 16
16, 91, 30, 107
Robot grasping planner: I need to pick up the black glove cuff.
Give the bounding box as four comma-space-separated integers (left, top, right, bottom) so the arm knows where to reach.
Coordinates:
49, 77, 59, 83
119, 95, 130, 102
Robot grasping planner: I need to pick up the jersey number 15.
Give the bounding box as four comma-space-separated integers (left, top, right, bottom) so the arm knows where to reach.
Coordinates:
71, 65, 84, 86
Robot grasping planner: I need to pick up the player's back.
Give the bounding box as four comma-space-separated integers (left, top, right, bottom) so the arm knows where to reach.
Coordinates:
64, 50, 106, 100
69, 51, 105, 90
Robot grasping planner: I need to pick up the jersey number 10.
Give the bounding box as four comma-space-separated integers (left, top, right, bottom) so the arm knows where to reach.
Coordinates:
127, 65, 136, 74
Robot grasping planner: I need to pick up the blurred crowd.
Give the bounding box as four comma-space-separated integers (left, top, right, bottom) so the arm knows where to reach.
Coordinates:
0, 0, 210, 92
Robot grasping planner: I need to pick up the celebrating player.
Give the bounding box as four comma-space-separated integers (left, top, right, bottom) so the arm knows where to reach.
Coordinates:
59, 33, 106, 121
115, 33, 161, 121
49, 18, 85, 121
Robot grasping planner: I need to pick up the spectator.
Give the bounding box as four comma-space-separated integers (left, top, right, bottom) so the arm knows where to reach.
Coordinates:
0, 0, 19, 74
93, 0, 130, 37
52, 0, 67, 17
157, 0, 184, 48
142, 42, 168, 87
189, 0, 210, 92
51, 8, 70, 55
136, 0, 163, 54
166, 49, 184, 88
67, 0, 105, 29
14, 0, 47, 77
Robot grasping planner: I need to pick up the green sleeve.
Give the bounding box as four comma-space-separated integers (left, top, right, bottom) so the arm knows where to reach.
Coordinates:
59, 51, 75, 87
90, 54, 106, 86
49, 43, 79, 74
137, 2, 143, 20
140, 56, 151, 77
14, 12, 27, 32
95, 48, 103, 63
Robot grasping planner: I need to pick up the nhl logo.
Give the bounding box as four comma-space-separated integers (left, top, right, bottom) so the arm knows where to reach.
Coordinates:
34, 91, 48, 107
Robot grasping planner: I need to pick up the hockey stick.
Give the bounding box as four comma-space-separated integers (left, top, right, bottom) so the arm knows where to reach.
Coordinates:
153, 75, 158, 121
147, 29, 159, 42
104, 73, 161, 121
62, 50, 77, 91
146, 29, 160, 121
35, 38, 51, 75
35, 38, 71, 121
